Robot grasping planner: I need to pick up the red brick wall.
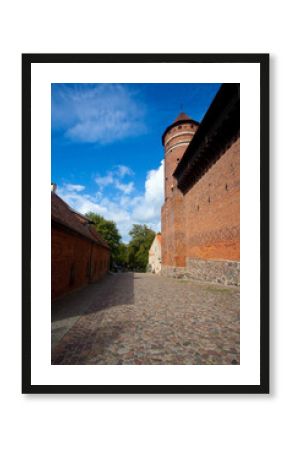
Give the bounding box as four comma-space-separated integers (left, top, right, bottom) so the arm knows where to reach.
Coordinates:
162, 136, 240, 266
161, 121, 198, 267
184, 137, 240, 261
51, 225, 110, 300
90, 243, 110, 281
161, 191, 187, 266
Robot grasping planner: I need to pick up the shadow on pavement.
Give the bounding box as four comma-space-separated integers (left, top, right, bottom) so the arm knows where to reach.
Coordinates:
52, 272, 135, 323
52, 321, 130, 365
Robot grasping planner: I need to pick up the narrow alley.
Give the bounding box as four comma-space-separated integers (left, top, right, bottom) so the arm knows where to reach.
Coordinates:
52, 272, 240, 365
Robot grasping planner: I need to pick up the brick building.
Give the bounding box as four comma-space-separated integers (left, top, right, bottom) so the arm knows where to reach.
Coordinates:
161, 83, 240, 285
148, 233, 162, 274
51, 189, 110, 300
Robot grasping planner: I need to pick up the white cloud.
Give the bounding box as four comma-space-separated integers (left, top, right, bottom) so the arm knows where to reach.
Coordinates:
95, 172, 114, 189
57, 160, 164, 243
115, 180, 134, 194
52, 84, 147, 145
132, 160, 164, 222
63, 183, 85, 192
57, 188, 106, 216
115, 165, 134, 177
95, 165, 135, 194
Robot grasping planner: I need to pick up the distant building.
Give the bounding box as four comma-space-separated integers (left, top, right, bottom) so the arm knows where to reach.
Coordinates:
161, 84, 240, 286
148, 233, 162, 274
51, 189, 110, 300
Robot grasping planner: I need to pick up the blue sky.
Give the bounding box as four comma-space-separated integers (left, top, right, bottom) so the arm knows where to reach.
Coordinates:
52, 83, 221, 242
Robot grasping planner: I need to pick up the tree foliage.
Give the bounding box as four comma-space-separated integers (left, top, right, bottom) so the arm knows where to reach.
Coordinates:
115, 242, 128, 267
85, 214, 155, 272
127, 224, 155, 272
86, 212, 122, 266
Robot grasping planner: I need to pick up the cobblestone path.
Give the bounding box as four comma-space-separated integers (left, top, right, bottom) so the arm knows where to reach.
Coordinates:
52, 272, 239, 365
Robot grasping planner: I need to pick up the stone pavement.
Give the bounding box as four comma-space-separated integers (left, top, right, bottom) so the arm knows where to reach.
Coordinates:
52, 272, 240, 365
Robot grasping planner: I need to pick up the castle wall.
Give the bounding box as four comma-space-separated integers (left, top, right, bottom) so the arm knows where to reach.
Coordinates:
161, 137, 240, 286
161, 260, 240, 286
161, 192, 187, 267
184, 137, 240, 261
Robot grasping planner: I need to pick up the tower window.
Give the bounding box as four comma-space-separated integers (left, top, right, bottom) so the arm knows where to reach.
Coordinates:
177, 158, 179, 162
178, 125, 182, 129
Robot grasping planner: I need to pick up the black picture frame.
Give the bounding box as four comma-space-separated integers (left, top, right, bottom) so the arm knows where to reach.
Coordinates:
22, 53, 269, 394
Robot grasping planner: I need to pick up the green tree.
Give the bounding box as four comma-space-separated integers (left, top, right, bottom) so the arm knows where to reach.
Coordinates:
86, 212, 122, 267
127, 224, 155, 272
114, 242, 128, 268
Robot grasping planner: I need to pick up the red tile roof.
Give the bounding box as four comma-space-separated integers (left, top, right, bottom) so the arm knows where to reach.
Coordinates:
173, 112, 192, 123
51, 192, 109, 249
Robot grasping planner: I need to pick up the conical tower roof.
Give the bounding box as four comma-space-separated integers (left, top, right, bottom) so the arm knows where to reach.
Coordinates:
173, 112, 193, 123
162, 111, 199, 145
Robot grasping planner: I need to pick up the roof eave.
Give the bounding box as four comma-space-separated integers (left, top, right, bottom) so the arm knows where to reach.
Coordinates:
173, 84, 240, 193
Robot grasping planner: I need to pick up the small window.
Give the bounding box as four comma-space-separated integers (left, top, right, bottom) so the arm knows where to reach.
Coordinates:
178, 125, 182, 129
177, 158, 180, 162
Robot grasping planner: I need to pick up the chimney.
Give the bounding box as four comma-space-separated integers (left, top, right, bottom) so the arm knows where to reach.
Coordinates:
51, 182, 57, 192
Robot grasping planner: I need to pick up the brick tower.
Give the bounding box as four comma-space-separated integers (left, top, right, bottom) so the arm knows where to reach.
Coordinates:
161, 113, 199, 268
